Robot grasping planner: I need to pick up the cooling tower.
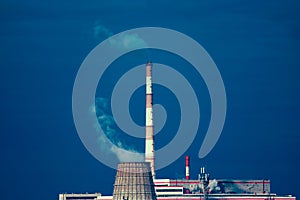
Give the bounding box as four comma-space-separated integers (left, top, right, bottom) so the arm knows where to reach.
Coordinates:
112, 162, 157, 200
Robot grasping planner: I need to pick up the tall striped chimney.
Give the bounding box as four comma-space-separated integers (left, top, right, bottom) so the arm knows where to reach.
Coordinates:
145, 61, 155, 179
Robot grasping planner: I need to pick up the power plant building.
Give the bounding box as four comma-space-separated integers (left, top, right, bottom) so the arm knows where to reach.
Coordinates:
60, 62, 296, 200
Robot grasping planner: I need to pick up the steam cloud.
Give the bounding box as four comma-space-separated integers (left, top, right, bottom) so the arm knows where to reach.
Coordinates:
90, 23, 147, 162
93, 22, 147, 50
92, 97, 144, 162
93, 22, 113, 39
208, 179, 220, 193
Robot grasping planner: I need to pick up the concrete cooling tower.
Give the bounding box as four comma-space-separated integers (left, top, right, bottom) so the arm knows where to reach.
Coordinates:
112, 162, 157, 200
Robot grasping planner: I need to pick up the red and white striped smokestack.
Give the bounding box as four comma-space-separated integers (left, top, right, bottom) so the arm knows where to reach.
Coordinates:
145, 61, 155, 179
185, 156, 190, 180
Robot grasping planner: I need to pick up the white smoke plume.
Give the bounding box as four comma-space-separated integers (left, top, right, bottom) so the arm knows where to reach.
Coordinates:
92, 97, 144, 162
90, 23, 147, 162
93, 22, 147, 50
93, 22, 113, 39
208, 179, 220, 193
111, 145, 144, 162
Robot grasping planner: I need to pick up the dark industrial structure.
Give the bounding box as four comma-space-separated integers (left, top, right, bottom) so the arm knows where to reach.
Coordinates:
60, 62, 296, 200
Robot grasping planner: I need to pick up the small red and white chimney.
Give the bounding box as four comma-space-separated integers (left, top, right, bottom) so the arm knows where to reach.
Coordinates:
185, 155, 190, 180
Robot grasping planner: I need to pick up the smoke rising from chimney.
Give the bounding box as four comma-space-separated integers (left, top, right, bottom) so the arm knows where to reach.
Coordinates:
92, 23, 147, 50
92, 97, 144, 162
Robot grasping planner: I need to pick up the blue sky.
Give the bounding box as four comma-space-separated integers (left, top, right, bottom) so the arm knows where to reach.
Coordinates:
0, 0, 300, 199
